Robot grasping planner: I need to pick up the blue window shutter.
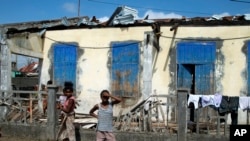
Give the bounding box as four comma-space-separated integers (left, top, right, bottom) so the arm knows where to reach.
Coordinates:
195, 64, 214, 94
53, 44, 77, 88
111, 42, 139, 97
177, 42, 216, 64
177, 64, 193, 89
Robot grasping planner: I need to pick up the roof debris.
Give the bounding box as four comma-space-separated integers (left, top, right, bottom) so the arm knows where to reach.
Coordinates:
1, 6, 250, 34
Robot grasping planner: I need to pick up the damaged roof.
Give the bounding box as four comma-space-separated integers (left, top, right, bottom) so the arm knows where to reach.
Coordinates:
19, 62, 38, 73
1, 6, 250, 34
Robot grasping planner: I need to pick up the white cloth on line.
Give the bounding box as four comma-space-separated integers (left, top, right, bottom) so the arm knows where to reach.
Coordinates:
239, 97, 250, 111
188, 94, 202, 109
201, 95, 215, 107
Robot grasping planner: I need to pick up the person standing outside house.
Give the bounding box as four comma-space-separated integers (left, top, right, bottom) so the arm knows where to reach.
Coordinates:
58, 86, 76, 141
42, 80, 53, 115
89, 90, 122, 141
57, 86, 67, 123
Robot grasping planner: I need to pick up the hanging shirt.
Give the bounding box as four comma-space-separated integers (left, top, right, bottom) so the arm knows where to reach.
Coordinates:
201, 95, 215, 107
214, 93, 222, 108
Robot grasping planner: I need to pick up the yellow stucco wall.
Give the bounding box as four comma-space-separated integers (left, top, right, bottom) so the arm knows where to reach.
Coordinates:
41, 25, 250, 123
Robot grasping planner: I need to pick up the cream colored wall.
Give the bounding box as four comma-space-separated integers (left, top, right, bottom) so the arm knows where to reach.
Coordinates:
149, 26, 250, 96
41, 25, 250, 124
165, 26, 249, 96
42, 27, 155, 114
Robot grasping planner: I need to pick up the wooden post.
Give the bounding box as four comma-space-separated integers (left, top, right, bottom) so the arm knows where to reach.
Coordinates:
47, 85, 57, 140
247, 110, 249, 125
177, 88, 188, 141
29, 93, 33, 123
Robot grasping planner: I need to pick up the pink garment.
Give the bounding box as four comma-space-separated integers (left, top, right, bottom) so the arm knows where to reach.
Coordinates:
63, 96, 75, 115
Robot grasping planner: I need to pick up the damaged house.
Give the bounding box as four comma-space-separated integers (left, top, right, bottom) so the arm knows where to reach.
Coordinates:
1, 5, 250, 140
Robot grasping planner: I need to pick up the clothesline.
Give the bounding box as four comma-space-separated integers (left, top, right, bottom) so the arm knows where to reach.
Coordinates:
187, 93, 250, 112
187, 93, 250, 125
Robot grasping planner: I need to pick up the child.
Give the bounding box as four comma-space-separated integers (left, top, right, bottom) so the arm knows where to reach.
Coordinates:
57, 86, 76, 141
42, 80, 53, 115
89, 90, 122, 141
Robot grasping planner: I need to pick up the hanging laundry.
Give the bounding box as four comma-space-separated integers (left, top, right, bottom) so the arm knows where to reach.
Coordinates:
214, 93, 222, 108
187, 94, 202, 109
239, 97, 250, 111
218, 96, 239, 125
201, 95, 215, 107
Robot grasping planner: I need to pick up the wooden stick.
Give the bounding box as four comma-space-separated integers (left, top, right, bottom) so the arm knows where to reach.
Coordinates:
29, 94, 33, 123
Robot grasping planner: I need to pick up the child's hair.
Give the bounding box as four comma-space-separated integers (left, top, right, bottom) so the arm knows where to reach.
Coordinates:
100, 89, 109, 97
63, 81, 74, 93
63, 87, 73, 93
47, 80, 53, 85
64, 81, 73, 87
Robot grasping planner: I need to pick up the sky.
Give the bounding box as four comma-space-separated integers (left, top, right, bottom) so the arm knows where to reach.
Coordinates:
1, 0, 250, 24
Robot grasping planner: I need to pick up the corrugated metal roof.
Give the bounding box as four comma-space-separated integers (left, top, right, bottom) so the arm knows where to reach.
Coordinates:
1, 6, 250, 34
19, 62, 38, 73
111, 6, 138, 25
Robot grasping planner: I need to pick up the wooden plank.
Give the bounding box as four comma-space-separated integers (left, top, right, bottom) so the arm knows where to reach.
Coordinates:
11, 112, 22, 122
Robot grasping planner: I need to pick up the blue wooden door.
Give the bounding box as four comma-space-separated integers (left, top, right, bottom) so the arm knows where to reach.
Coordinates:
111, 42, 139, 97
53, 44, 77, 88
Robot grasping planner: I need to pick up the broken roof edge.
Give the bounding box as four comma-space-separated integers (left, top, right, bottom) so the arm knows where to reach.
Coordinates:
4, 19, 250, 35
1, 16, 92, 34
1, 16, 89, 27
1, 5, 250, 34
